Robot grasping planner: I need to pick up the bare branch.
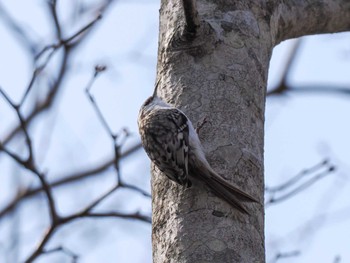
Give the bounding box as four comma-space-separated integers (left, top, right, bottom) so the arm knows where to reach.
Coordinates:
272, 250, 300, 263
79, 185, 119, 214
19, 68, 42, 107
42, 246, 78, 263
85, 65, 113, 138
24, 226, 55, 263
23, 180, 150, 263
2, 14, 102, 148
1, 2, 150, 262
64, 211, 152, 224
277, 84, 350, 96
0, 86, 60, 221
0, 142, 145, 219
265, 159, 329, 193
265, 159, 336, 206
267, 39, 350, 98
85, 65, 132, 183
48, 0, 63, 40
63, 14, 102, 46
0, 89, 59, 223
121, 182, 152, 198
0, 2, 38, 55
267, 39, 302, 96
270, 0, 350, 44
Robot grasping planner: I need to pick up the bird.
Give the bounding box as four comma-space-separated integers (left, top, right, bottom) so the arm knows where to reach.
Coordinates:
137, 88, 258, 214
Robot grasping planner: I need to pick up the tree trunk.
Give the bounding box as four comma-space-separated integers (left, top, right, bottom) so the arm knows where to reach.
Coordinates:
152, 0, 350, 262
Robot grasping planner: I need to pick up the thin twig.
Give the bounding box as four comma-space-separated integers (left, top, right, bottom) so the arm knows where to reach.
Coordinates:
0, 87, 34, 163
272, 250, 300, 263
19, 68, 42, 107
64, 14, 102, 46
278, 84, 350, 96
24, 191, 150, 263
25, 226, 56, 263
85, 65, 132, 183
0, 2, 38, 55
265, 159, 329, 193
79, 185, 119, 214
35, 13, 102, 60
267, 169, 335, 205
267, 39, 302, 96
42, 246, 79, 262
64, 211, 151, 223
1, 81, 61, 228
85, 65, 113, 138
278, 39, 302, 86
48, 0, 62, 40
121, 182, 152, 198
2, 15, 102, 147
0, 142, 145, 219
266, 162, 336, 206
1, 3, 150, 262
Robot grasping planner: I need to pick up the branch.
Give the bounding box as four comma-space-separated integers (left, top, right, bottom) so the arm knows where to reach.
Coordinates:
85, 65, 113, 137
0, 88, 59, 223
121, 182, 152, 198
265, 159, 336, 206
270, 0, 350, 44
265, 159, 329, 193
85, 65, 131, 183
78, 185, 119, 214
274, 84, 350, 96
25, 226, 56, 263
35, 13, 102, 60
24, 188, 150, 263
272, 250, 300, 263
267, 39, 302, 96
19, 68, 42, 107
0, 88, 33, 162
48, 0, 62, 40
63, 14, 102, 46
267, 168, 334, 205
267, 38, 350, 98
21, 64, 149, 261
0, 142, 144, 219
0, 140, 58, 225
64, 211, 151, 224
1, 2, 150, 262
1, 14, 102, 148
42, 246, 78, 262
0, 2, 38, 56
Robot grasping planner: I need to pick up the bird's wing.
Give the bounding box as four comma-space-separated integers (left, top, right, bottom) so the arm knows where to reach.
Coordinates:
208, 168, 259, 203
144, 108, 190, 186
162, 108, 190, 186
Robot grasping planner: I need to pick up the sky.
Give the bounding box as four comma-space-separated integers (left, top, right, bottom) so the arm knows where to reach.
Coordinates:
0, 0, 350, 262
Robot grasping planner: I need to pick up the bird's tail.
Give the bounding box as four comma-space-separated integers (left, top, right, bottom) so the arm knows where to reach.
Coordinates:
200, 167, 259, 214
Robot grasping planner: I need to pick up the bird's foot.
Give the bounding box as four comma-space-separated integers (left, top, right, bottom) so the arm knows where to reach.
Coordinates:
196, 117, 208, 134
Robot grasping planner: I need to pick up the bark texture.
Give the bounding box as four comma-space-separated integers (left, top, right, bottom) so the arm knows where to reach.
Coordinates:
152, 0, 350, 262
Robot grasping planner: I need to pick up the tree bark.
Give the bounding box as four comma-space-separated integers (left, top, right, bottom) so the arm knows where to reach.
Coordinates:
152, 0, 350, 262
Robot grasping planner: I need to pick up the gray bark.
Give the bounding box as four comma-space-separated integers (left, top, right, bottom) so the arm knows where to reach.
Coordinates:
152, 0, 350, 262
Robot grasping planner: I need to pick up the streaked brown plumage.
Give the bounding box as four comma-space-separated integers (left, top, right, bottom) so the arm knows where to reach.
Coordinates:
138, 95, 258, 214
